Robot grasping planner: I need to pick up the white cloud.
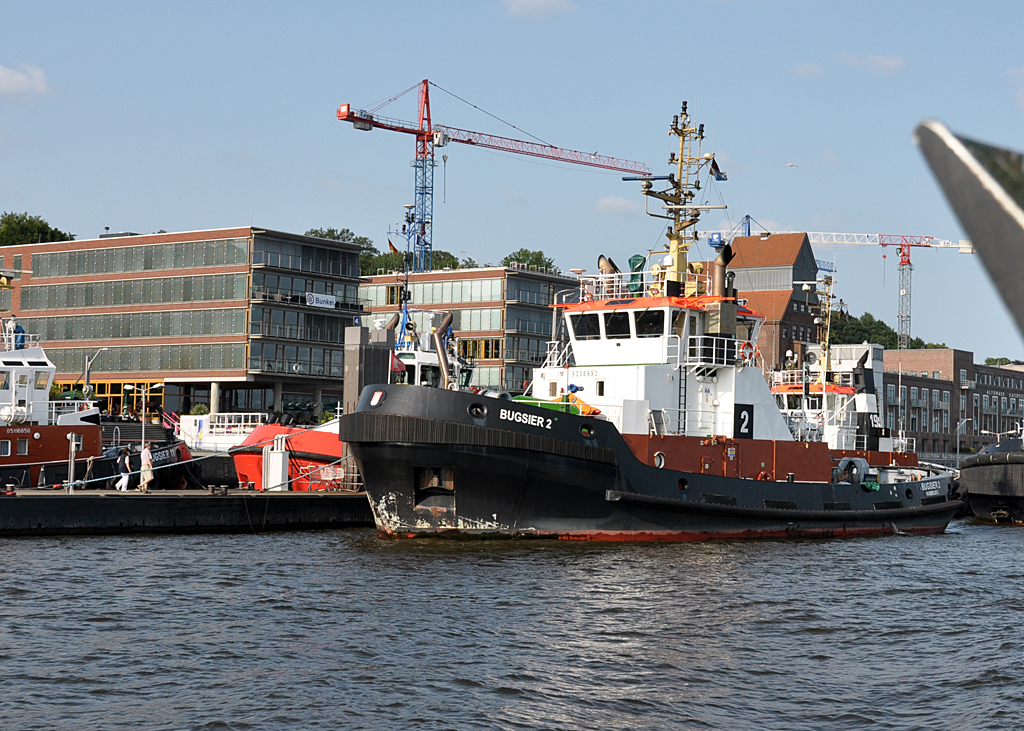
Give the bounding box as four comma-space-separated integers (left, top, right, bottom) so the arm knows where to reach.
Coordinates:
838, 52, 905, 75
0, 64, 51, 96
595, 195, 643, 215
792, 62, 824, 78
1005, 67, 1024, 113
503, 0, 576, 17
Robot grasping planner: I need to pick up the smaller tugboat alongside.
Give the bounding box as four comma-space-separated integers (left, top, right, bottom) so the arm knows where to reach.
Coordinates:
232, 312, 471, 492
340, 103, 965, 541
958, 431, 1024, 523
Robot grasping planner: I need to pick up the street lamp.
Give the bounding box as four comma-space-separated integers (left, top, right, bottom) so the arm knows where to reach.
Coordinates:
124, 382, 165, 448
981, 424, 1022, 441
957, 417, 971, 469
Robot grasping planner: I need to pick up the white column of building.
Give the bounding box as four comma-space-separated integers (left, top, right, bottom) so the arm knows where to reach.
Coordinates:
210, 381, 220, 415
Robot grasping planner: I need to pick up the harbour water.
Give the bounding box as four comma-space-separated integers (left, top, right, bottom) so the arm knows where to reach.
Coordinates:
1, 520, 1021, 730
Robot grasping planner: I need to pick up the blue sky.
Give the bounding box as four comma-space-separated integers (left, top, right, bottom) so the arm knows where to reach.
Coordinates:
3, 0, 1024, 359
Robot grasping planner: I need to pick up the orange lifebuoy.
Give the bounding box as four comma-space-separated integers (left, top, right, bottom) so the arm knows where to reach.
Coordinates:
738, 341, 755, 361
757, 470, 773, 481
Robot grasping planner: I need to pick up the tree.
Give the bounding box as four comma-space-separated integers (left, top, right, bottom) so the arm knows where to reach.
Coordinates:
501, 248, 556, 271
305, 227, 377, 275
985, 356, 1014, 366
830, 310, 946, 350
431, 250, 459, 270
461, 255, 480, 269
0, 212, 74, 247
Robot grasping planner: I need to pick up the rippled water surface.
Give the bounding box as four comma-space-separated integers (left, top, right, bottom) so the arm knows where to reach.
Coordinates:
1, 520, 1022, 730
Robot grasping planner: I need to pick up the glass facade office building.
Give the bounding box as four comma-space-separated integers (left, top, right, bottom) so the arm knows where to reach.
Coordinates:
6, 227, 363, 420
362, 266, 578, 392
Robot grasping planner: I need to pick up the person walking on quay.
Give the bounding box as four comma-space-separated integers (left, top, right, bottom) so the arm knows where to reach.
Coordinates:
139, 442, 153, 493
115, 446, 131, 492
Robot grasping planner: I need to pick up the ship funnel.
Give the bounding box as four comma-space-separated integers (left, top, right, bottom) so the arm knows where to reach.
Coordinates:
384, 312, 401, 330
597, 255, 621, 275
432, 312, 454, 389
712, 243, 734, 297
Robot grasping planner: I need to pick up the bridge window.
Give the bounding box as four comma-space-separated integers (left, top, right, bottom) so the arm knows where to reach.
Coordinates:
634, 310, 665, 337
569, 313, 600, 340
603, 311, 631, 339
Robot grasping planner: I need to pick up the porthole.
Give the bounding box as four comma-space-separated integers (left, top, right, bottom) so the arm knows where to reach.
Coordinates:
654, 452, 666, 469
905, 487, 913, 501
468, 403, 487, 418
580, 424, 594, 438
678, 478, 688, 492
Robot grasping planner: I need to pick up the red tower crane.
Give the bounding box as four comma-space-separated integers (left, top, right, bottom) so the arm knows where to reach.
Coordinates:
338, 80, 651, 271
802, 232, 974, 349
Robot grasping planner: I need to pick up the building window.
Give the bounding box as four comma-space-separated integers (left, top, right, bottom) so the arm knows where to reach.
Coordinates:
887, 411, 894, 429
933, 371, 940, 379
385, 285, 404, 306
887, 384, 896, 402
960, 369, 967, 385
782, 326, 788, 339
911, 387, 918, 400
944, 411, 949, 432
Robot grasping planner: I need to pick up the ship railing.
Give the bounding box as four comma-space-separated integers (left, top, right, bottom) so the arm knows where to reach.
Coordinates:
49, 400, 95, 422
0, 331, 41, 352
207, 412, 268, 435
577, 269, 713, 301
685, 336, 755, 367
647, 407, 720, 436
892, 436, 916, 453
662, 335, 682, 364
542, 340, 574, 368
855, 435, 869, 451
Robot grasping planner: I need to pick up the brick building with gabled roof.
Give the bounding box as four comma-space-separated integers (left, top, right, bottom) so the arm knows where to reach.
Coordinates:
726, 232, 821, 369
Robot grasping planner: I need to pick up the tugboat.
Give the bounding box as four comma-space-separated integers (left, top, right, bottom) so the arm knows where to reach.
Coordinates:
340, 104, 965, 540
232, 310, 472, 491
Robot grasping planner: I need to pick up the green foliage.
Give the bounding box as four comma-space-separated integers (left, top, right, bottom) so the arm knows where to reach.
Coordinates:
431, 250, 459, 270
189, 403, 210, 415
305, 227, 377, 275
830, 311, 946, 350
829, 311, 897, 349
985, 356, 1013, 366
461, 255, 480, 268
501, 248, 555, 271
0, 212, 74, 247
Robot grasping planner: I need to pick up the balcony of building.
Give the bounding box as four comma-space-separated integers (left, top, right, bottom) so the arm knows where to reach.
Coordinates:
247, 356, 344, 379
249, 322, 345, 346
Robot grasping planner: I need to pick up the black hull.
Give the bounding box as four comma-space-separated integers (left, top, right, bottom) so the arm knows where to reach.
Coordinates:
959, 457, 1024, 523
341, 386, 964, 541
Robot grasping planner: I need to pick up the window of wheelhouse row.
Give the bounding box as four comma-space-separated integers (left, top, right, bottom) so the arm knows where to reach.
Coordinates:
634, 310, 665, 337
0, 372, 8, 390
33, 372, 48, 390
569, 313, 600, 340
0, 440, 8, 456
603, 311, 631, 339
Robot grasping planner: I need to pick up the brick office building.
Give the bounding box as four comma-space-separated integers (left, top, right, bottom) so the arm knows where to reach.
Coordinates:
883, 348, 1024, 458
728, 233, 821, 369
5, 227, 364, 420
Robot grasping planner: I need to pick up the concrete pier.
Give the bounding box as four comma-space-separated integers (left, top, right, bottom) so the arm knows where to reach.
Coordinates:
0, 489, 373, 537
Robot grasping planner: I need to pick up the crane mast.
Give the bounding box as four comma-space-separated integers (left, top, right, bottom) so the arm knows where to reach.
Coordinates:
338, 79, 651, 272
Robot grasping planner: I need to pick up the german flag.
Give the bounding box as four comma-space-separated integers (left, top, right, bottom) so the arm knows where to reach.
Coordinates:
388, 238, 400, 255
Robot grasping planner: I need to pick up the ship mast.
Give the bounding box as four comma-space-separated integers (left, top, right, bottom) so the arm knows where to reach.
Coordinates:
635, 102, 726, 296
